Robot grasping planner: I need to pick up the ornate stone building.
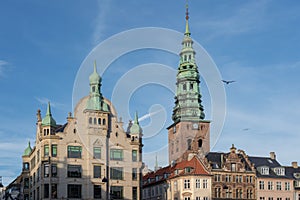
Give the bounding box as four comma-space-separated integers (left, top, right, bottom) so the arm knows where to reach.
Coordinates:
20, 64, 143, 200
206, 145, 256, 200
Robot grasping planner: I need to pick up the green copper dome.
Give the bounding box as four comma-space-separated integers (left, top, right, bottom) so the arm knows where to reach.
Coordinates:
130, 112, 142, 134
42, 102, 56, 127
89, 61, 101, 84
23, 141, 32, 156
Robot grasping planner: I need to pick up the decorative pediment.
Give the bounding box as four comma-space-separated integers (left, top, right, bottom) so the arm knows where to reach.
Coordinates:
93, 139, 103, 147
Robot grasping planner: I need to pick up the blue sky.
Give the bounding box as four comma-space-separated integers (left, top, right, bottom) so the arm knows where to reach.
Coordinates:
1, 0, 300, 186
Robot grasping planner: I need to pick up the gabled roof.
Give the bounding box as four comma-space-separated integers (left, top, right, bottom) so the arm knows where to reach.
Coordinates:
170, 156, 210, 178
143, 156, 210, 187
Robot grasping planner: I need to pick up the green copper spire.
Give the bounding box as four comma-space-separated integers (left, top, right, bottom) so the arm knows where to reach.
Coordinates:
172, 3, 205, 122
86, 61, 109, 111
130, 111, 142, 134
185, 3, 191, 36
23, 141, 32, 156
42, 102, 57, 127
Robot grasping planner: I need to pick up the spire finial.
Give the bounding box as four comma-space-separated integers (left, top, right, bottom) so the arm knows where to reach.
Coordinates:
94, 60, 97, 73
46, 101, 52, 116
185, 0, 191, 36
134, 111, 139, 124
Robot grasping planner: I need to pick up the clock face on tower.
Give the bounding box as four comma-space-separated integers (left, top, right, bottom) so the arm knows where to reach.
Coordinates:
192, 123, 198, 129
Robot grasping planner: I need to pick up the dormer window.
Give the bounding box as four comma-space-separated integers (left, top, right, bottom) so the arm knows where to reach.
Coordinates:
185, 167, 193, 173
260, 167, 269, 175
174, 169, 179, 175
273, 167, 285, 176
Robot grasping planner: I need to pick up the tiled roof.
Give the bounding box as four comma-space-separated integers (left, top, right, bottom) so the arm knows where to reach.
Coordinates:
143, 156, 210, 187
284, 166, 300, 179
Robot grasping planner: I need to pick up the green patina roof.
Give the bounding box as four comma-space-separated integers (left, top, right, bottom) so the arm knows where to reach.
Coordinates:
130, 111, 142, 134
172, 3, 205, 122
89, 61, 101, 84
42, 102, 57, 127
86, 61, 110, 112
23, 141, 32, 156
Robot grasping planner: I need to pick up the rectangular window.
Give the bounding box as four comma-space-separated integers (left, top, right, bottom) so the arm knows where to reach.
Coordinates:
174, 180, 178, 191
184, 179, 190, 189
44, 184, 49, 198
196, 179, 201, 188
67, 146, 82, 158
225, 175, 231, 182
44, 164, 49, 177
203, 179, 208, 188
110, 186, 123, 199
94, 166, 101, 178
268, 181, 273, 190
196, 197, 201, 200
24, 178, 29, 189
215, 174, 221, 182
93, 147, 101, 159
68, 184, 81, 198
110, 149, 123, 161
37, 167, 40, 182
51, 164, 57, 177
259, 181, 265, 190
276, 182, 282, 190
51, 184, 57, 198
132, 168, 137, 180
44, 145, 49, 157
110, 167, 123, 180
132, 187, 137, 200
94, 185, 101, 199
67, 165, 82, 178
132, 150, 138, 162
285, 182, 290, 190
51, 144, 57, 157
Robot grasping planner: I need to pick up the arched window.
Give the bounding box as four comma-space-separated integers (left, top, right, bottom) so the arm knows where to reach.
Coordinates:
92, 86, 96, 92
184, 55, 187, 61
89, 117, 92, 124
183, 84, 187, 90
188, 55, 191, 60
94, 118, 97, 124
98, 118, 101, 125
190, 83, 193, 90
102, 118, 106, 125
187, 139, 192, 150
198, 139, 203, 148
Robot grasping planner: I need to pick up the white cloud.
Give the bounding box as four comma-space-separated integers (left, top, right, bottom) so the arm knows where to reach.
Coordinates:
92, 0, 112, 45
0, 60, 9, 77
196, 1, 270, 39
35, 97, 66, 109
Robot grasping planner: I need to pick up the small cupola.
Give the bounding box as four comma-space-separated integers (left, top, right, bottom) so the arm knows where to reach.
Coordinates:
42, 102, 56, 127
129, 111, 143, 135
23, 141, 32, 156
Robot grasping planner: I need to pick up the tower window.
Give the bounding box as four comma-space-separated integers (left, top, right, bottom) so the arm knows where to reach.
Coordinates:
187, 139, 192, 150
183, 84, 187, 90
98, 118, 101, 125
190, 83, 193, 90
184, 55, 187, 61
102, 119, 106, 125
92, 86, 96, 92
94, 118, 97, 124
198, 139, 203, 148
189, 55, 191, 60
89, 117, 92, 124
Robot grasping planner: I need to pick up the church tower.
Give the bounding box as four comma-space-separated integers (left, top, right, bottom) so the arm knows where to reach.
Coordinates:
167, 4, 210, 164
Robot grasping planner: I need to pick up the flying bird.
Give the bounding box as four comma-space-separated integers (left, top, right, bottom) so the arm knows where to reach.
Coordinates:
222, 80, 236, 85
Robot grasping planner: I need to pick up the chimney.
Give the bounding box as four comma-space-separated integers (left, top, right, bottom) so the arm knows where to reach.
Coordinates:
270, 152, 276, 160
292, 161, 298, 169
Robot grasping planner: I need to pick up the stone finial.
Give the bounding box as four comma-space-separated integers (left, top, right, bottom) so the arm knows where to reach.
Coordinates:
37, 109, 42, 122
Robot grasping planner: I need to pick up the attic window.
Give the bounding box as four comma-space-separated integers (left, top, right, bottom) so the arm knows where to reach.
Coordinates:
274, 167, 285, 176
185, 167, 193, 173
174, 169, 179, 175
267, 159, 273, 164
261, 167, 269, 175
